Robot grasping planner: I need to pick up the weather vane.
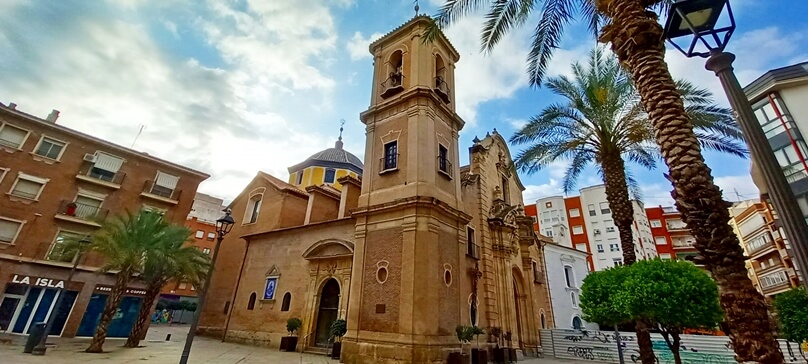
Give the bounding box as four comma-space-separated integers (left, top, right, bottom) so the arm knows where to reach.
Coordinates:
414, 0, 419, 16
339, 119, 345, 141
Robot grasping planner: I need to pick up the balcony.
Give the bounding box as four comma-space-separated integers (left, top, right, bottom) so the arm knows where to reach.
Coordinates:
140, 180, 181, 205
671, 236, 696, 249
76, 164, 125, 189
379, 154, 399, 174
55, 200, 107, 227
666, 219, 688, 231
746, 235, 776, 258
433, 77, 451, 103
759, 270, 791, 294
380, 74, 404, 98
437, 155, 453, 178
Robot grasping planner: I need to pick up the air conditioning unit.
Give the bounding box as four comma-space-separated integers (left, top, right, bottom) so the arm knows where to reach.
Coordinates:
594, 229, 601, 235
83, 153, 97, 163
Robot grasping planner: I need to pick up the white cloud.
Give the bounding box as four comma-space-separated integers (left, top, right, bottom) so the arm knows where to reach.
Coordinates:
523, 180, 564, 203
507, 117, 528, 129
714, 174, 759, 202
347, 31, 383, 60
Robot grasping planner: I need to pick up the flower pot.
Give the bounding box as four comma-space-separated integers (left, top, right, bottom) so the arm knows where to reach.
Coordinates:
331, 342, 342, 359
508, 348, 517, 362
492, 347, 507, 363
279, 336, 298, 352
472, 348, 488, 364
447, 352, 470, 364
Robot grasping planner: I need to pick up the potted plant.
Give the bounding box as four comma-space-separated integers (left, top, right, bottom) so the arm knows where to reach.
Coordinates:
471, 326, 488, 364
489, 327, 505, 363
448, 325, 473, 364
503, 331, 516, 362
279, 317, 302, 352
330, 319, 347, 359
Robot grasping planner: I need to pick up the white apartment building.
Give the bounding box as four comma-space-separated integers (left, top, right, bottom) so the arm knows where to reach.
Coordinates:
579, 185, 657, 271
536, 195, 573, 248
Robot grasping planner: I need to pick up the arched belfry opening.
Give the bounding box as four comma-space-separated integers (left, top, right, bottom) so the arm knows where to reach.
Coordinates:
434, 54, 450, 103
381, 50, 404, 98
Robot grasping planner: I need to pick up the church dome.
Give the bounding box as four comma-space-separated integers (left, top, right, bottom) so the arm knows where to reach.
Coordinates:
287, 139, 364, 175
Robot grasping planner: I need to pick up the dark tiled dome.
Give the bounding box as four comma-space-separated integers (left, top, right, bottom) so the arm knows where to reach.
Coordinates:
287, 139, 364, 175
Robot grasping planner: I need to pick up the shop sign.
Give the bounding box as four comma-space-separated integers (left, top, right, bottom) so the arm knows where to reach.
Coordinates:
10, 274, 66, 289
94, 284, 147, 296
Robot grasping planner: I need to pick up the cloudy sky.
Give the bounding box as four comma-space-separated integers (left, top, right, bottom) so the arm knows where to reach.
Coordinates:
1, 0, 807, 206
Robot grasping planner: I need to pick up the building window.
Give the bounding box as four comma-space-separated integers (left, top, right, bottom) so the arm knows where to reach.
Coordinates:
47, 231, 82, 262
195, 230, 204, 238
599, 202, 611, 214
569, 208, 580, 218
88, 152, 125, 182
613, 258, 623, 266
202, 248, 211, 255
654, 236, 667, 245
324, 168, 336, 183
575, 243, 587, 252
501, 175, 510, 204
9, 173, 48, 200
572, 316, 583, 330
544, 230, 553, 238
0, 167, 7, 184
0, 123, 29, 149
609, 243, 620, 252
596, 244, 604, 253
540, 312, 546, 329
296, 171, 304, 185
466, 226, 479, 259
438, 144, 449, 174
281, 292, 291, 311
247, 292, 256, 310
532, 261, 541, 283
207, 232, 215, 241
383, 141, 398, 171
34, 136, 66, 160
571, 292, 578, 308
650, 219, 662, 228
0, 217, 23, 244
572, 225, 584, 235
605, 226, 616, 233
73, 194, 104, 219
151, 171, 180, 198
247, 194, 262, 224
564, 266, 575, 288
588, 204, 596, 216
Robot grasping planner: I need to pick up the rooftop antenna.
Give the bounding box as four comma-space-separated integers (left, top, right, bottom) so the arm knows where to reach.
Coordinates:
131, 124, 145, 148
414, 0, 419, 15
733, 187, 742, 202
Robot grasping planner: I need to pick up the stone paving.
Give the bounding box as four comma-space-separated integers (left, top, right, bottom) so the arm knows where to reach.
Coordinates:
0, 325, 582, 364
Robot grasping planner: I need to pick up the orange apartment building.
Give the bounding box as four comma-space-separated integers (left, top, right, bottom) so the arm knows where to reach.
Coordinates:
645, 205, 699, 261
0, 102, 208, 338
525, 196, 595, 271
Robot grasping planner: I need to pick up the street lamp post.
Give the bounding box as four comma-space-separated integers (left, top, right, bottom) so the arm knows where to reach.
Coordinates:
179, 209, 234, 364
664, 0, 808, 285
31, 236, 92, 355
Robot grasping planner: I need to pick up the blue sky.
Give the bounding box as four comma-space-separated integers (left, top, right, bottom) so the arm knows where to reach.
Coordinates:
1, 0, 807, 205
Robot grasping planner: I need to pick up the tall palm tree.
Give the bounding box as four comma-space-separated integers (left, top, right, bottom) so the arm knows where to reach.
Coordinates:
124, 225, 209, 347
85, 211, 163, 353
511, 46, 745, 362
427, 1, 784, 362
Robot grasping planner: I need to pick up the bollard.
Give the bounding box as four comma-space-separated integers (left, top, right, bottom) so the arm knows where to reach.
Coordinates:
166, 334, 172, 341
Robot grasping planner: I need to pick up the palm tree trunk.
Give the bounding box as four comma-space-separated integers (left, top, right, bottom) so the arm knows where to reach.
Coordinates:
86, 268, 132, 353
600, 151, 654, 364
124, 282, 163, 348
597, 1, 784, 362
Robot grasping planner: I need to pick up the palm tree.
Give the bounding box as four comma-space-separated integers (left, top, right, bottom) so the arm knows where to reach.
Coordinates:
124, 225, 209, 347
427, 1, 784, 362
85, 211, 163, 353
511, 46, 745, 362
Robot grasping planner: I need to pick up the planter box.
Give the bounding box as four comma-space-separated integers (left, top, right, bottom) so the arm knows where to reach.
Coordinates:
279, 336, 298, 352
492, 348, 507, 363
447, 352, 471, 364
471, 348, 488, 364
331, 342, 342, 359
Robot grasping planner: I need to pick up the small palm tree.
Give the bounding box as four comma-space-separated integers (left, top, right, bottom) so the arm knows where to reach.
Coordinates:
85, 210, 164, 353
124, 225, 209, 347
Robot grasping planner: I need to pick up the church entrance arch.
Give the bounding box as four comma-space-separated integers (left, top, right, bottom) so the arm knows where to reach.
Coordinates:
314, 278, 340, 347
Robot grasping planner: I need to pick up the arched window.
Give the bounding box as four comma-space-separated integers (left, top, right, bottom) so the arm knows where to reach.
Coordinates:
434, 54, 449, 103
571, 291, 578, 308
572, 316, 583, 330
564, 265, 575, 288
245, 191, 263, 224
247, 292, 256, 310
389, 50, 403, 86
540, 312, 546, 329
281, 292, 291, 311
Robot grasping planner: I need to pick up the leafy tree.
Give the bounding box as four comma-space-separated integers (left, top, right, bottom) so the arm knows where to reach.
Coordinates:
287, 317, 303, 336
331, 319, 348, 343
580, 266, 633, 327
455, 325, 474, 356
125, 223, 210, 348
84, 211, 162, 353
426, 0, 783, 362
619, 259, 723, 364
773, 287, 808, 350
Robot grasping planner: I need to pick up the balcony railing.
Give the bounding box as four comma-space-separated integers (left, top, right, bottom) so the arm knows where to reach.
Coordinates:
666, 221, 688, 231
142, 180, 181, 201
379, 154, 399, 173
434, 77, 451, 103
380, 74, 404, 98
672, 237, 696, 248
57, 200, 109, 221
437, 156, 453, 177
9, 189, 37, 200
77, 163, 126, 186
0, 137, 21, 149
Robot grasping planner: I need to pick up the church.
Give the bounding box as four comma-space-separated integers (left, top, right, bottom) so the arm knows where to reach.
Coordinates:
197, 15, 556, 363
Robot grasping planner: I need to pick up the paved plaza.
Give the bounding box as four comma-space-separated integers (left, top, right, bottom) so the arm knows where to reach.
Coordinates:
0, 325, 580, 364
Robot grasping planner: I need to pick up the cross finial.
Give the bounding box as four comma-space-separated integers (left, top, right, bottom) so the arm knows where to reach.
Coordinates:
414, 0, 419, 15
336, 119, 346, 149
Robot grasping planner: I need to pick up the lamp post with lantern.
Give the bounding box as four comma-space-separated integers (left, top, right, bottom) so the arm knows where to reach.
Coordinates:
664, 0, 808, 286
179, 209, 234, 364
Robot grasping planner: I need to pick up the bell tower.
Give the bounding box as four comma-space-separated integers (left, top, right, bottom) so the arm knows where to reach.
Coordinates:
342, 15, 470, 364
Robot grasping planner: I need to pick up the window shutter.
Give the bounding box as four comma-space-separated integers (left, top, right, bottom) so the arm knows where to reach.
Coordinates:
155, 171, 179, 189
94, 153, 125, 173
0, 220, 21, 242
14, 179, 42, 196
0, 125, 27, 146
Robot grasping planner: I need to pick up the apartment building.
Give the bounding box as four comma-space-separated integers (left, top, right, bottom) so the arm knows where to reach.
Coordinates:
645, 205, 699, 261
532, 195, 595, 271
0, 103, 208, 337
729, 200, 801, 298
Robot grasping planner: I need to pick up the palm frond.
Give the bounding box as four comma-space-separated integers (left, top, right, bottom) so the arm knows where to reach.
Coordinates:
525, 0, 577, 87
480, 0, 535, 53
694, 132, 749, 158
625, 169, 643, 202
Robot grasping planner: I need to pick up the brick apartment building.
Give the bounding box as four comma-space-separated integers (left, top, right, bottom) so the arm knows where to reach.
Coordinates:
645, 205, 699, 262
0, 102, 208, 338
